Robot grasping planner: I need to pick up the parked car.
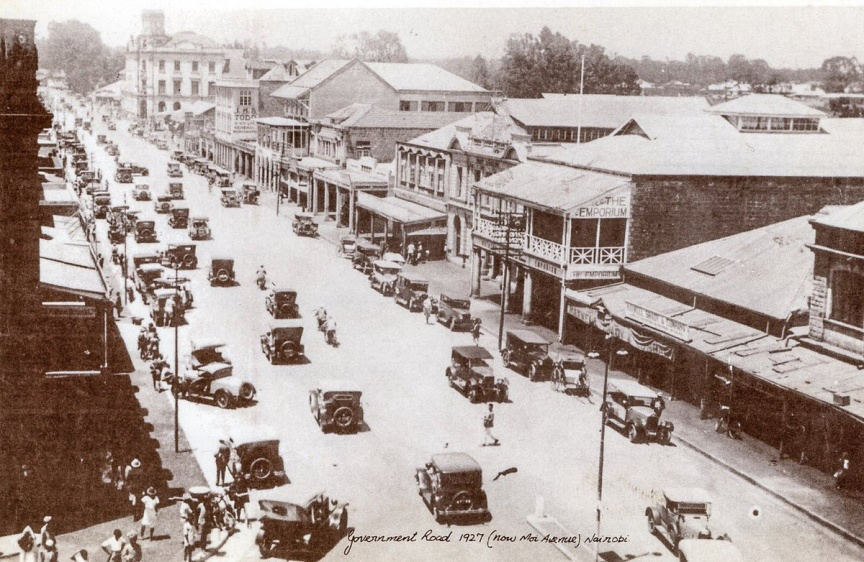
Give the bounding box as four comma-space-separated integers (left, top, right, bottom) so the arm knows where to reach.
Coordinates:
133, 183, 151, 201
605, 379, 673, 444
186, 340, 232, 372
169, 182, 185, 200
135, 263, 165, 301
96, 134, 107, 144
134, 219, 157, 243
242, 182, 259, 204
114, 167, 133, 183
255, 488, 348, 557
107, 122, 116, 131
155, 139, 169, 150
436, 294, 473, 331
168, 206, 190, 229
92, 192, 112, 219
549, 345, 589, 396
415, 453, 490, 523
154, 194, 173, 214
188, 216, 211, 240
339, 234, 357, 258
292, 212, 317, 237
208, 257, 235, 286
352, 240, 380, 274
260, 320, 305, 364
677, 538, 743, 562
309, 381, 363, 434
265, 288, 300, 319
232, 436, 288, 489
220, 187, 241, 207
171, 150, 184, 161
132, 251, 160, 269
167, 162, 183, 178
646, 488, 730, 553
125, 162, 149, 176
446, 346, 508, 403
369, 260, 401, 296
174, 362, 255, 409
150, 288, 183, 327
159, 243, 197, 269
501, 330, 555, 382
393, 272, 429, 311
106, 143, 119, 157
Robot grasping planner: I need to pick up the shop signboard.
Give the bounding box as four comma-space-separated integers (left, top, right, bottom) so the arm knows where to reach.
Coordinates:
625, 301, 691, 342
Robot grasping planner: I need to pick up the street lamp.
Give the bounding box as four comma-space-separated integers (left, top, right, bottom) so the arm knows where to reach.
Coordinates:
587, 338, 628, 562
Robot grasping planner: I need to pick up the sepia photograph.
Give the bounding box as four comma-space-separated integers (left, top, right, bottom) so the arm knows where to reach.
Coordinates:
2, 0, 864, 560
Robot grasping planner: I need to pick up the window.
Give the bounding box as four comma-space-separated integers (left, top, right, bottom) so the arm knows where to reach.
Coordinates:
355, 140, 371, 158
399, 100, 418, 111
158, 80, 166, 94
142, 60, 147, 70
173, 101, 181, 111
173, 80, 182, 95
770, 117, 791, 131
792, 118, 820, 131
158, 60, 165, 72
192, 61, 198, 72
191, 80, 199, 96
223, 59, 230, 73
239, 90, 252, 106
421, 101, 445, 112
158, 101, 166, 112
455, 166, 463, 199
739, 116, 769, 130
174, 60, 180, 72
831, 271, 864, 328
449, 102, 470, 112
207, 81, 215, 96
209, 61, 216, 73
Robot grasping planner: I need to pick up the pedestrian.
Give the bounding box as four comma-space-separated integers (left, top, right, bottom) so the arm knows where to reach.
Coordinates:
124, 459, 143, 520
416, 242, 424, 264
483, 403, 500, 446
182, 519, 196, 562
137, 329, 147, 360
215, 440, 230, 486
197, 496, 211, 549
114, 294, 123, 319
17, 525, 37, 562
228, 475, 250, 528
423, 297, 433, 325
139, 487, 159, 540
471, 318, 482, 345
150, 355, 164, 392
39, 539, 57, 562
163, 298, 174, 328
120, 533, 141, 562
406, 242, 415, 265
227, 439, 240, 482
38, 516, 53, 552
835, 451, 851, 490
100, 530, 125, 562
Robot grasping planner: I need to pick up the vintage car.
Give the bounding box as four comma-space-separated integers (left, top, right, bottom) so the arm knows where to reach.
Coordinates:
167, 162, 183, 178
76, 169, 96, 185
82, 120, 91, 132
605, 379, 674, 444
107, 121, 116, 131
646, 488, 730, 553
74, 117, 83, 127
351, 240, 381, 274
96, 134, 107, 144
677, 538, 743, 562
261, 320, 305, 364
106, 205, 128, 228
393, 271, 429, 311
292, 212, 318, 237
132, 251, 160, 269
309, 381, 363, 434
382, 252, 407, 266
108, 224, 126, 244
220, 188, 241, 207
176, 362, 256, 409
168, 182, 184, 200
84, 180, 103, 195
208, 257, 235, 286
105, 143, 119, 157
415, 453, 490, 523
369, 260, 402, 296
132, 183, 151, 201
242, 182, 259, 204
168, 206, 190, 229
114, 167, 133, 183
186, 340, 232, 372
256, 488, 348, 557
159, 243, 197, 269
153, 194, 173, 214
135, 263, 165, 301
266, 288, 300, 319
446, 346, 509, 403
92, 193, 112, 219
125, 162, 149, 176
150, 288, 183, 327
436, 294, 473, 331
155, 139, 169, 151
170, 150, 184, 161
232, 435, 287, 489
501, 330, 555, 382
339, 234, 357, 258
188, 216, 211, 240
134, 219, 157, 243
549, 345, 589, 396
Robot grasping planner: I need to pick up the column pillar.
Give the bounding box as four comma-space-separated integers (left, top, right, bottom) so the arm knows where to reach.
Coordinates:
323, 181, 330, 219
470, 248, 482, 297
349, 188, 356, 233
522, 270, 533, 321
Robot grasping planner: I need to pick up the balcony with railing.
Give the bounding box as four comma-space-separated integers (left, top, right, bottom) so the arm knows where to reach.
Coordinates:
524, 234, 625, 266
473, 217, 525, 250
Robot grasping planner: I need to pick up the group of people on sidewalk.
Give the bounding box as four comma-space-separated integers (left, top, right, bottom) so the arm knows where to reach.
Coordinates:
17, 516, 57, 562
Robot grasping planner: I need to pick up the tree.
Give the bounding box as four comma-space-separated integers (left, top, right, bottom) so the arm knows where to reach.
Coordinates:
37, 20, 124, 94
469, 54, 492, 89
821, 56, 860, 93
332, 30, 408, 63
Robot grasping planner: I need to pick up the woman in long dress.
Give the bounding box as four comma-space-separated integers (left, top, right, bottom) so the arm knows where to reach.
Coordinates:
139, 487, 159, 540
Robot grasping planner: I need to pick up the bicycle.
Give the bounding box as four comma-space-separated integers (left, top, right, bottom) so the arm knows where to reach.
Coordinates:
714, 405, 742, 439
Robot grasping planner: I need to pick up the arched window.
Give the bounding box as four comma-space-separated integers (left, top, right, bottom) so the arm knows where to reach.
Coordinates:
173, 101, 181, 111
157, 101, 166, 112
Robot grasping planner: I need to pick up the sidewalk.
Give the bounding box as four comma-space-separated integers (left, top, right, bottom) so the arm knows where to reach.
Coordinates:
316, 218, 864, 548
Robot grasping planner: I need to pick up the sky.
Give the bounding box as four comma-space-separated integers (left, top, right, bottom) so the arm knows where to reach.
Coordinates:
5, 0, 864, 69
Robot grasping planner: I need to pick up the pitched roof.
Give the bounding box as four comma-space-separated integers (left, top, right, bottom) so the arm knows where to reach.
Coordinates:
535, 114, 864, 177
624, 214, 819, 321
706, 94, 826, 117
404, 112, 528, 158
320, 103, 470, 130
259, 64, 292, 82
256, 117, 306, 127
270, 59, 352, 99
500, 94, 709, 129
365, 62, 489, 93
810, 199, 864, 233
162, 31, 218, 49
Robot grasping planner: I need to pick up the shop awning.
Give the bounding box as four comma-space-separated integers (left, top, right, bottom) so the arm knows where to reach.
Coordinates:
40, 258, 106, 300
296, 156, 341, 172
407, 226, 448, 237
356, 193, 445, 225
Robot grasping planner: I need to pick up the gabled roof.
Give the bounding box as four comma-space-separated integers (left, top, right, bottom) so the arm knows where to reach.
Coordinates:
259, 64, 293, 82
365, 62, 488, 93
270, 59, 352, 99
706, 94, 826, 118
810, 199, 864, 233
499, 94, 709, 129
320, 103, 469, 130
404, 112, 527, 158
625, 214, 819, 321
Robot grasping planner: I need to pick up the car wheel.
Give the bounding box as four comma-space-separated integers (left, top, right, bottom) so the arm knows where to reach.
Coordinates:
279, 304, 292, 317
659, 427, 672, 445
333, 406, 355, 431
239, 383, 255, 402
528, 363, 539, 382
468, 388, 479, 403
250, 457, 273, 481
215, 390, 232, 409
647, 514, 657, 535
628, 424, 639, 443
452, 490, 474, 511
182, 254, 195, 268
279, 341, 296, 362
501, 349, 511, 368
217, 269, 229, 283
433, 503, 443, 523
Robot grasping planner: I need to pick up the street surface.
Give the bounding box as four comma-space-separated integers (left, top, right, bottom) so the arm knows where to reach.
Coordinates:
76, 113, 864, 562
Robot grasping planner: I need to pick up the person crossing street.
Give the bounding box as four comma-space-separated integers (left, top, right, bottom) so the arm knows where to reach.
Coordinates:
482, 403, 500, 446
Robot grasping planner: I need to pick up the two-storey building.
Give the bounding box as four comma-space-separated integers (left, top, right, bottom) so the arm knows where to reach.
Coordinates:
214, 79, 259, 175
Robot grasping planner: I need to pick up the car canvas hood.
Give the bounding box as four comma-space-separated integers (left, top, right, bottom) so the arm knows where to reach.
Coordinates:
629, 406, 657, 421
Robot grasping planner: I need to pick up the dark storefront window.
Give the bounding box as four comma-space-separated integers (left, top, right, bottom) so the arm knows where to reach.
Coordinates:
533, 209, 563, 242
831, 271, 864, 328
598, 218, 627, 247
570, 218, 598, 247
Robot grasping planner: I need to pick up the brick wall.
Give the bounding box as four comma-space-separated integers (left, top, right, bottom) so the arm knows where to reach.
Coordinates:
311, 63, 398, 119
259, 79, 288, 118
628, 176, 864, 262
345, 126, 439, 163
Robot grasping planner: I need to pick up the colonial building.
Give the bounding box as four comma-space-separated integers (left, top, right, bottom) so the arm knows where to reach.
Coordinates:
214, 79, 259, 175
121, 10, 245, 119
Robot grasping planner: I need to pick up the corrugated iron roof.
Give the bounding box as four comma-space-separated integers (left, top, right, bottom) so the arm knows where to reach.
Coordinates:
259, 64, 293, 82
706, 94, 826, 117
810, 199, 864, 233
404, 112, 527, 157
270, 84, 310, 100
321, 103, 469, 130
289, 59, 351, 89
365, 62, 489, 93
355, 193, 444, 224
625, 214, 818, 321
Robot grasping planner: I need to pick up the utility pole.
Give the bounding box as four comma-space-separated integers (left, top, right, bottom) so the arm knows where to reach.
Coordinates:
497, 212, 510, 350
577, 54, 586, 145
173, 263, 180, 453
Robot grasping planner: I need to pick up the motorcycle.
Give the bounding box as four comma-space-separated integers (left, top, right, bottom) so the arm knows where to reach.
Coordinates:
714, 405, 742, 439
256, 270, 267, 290
314, 307, 328, 332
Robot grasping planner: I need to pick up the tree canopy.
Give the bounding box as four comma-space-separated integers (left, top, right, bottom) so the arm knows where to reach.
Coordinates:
37, 20, 124, 94
332, 30, 408, 63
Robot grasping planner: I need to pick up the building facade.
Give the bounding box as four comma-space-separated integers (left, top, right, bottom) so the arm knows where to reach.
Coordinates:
214, 79, 259, 175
